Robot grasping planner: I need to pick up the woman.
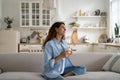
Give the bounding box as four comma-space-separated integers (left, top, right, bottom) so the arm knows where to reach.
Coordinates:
42, 22, 86, 80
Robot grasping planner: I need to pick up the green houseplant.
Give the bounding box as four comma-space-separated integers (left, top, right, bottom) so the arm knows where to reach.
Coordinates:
69, 21, 79, 27
114, 23, 119, 37
4, 17, 13, 28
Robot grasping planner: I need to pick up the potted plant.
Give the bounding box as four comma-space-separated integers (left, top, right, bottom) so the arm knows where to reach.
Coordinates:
69, 21, 79, 27
4, 17, 13, 28
114, 23, 119, 37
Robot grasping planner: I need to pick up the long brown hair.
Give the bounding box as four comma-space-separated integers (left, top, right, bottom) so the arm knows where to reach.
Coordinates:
43, 22, 65, 48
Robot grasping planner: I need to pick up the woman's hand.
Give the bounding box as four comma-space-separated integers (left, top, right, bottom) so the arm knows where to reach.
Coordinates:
66, 48, 72, 55
61, 48, 72, 58
55, 48, 72, 63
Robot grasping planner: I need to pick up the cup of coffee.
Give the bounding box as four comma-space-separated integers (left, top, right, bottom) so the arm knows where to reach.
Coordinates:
66, 48, 72, 54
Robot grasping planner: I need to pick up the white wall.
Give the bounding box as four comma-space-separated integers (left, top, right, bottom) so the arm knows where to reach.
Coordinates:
2, 0, 47, 38
2, 0, 20, 30
0, 0, 2, 17
0, 0, 2, 30
58, 0, 108, 42
59, 0, 107, 20
1, 0, 108, 42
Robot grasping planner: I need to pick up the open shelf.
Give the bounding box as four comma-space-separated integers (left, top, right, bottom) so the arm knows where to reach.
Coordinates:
78, 27, 106, 29
72, 16, 106, 18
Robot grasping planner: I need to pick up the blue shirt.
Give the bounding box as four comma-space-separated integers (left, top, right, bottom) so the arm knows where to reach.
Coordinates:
42, 38, 73, 78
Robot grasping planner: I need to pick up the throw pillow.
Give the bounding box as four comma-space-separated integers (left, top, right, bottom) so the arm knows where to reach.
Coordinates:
102, 54, 120, 73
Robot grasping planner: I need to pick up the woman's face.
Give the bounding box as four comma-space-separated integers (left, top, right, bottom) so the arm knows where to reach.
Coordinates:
55, 24, 66, 36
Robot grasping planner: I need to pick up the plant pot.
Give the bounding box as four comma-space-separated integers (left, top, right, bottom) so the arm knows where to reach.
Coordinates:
7, 24, 12, 28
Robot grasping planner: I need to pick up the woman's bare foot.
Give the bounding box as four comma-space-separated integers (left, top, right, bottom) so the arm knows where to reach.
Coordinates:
63, 72, 75, 77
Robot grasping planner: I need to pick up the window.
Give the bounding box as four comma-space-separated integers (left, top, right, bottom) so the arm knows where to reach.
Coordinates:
110, 0, 120, 37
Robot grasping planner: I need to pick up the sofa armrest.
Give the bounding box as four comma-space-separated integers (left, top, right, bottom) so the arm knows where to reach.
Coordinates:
0, 68, 3, 74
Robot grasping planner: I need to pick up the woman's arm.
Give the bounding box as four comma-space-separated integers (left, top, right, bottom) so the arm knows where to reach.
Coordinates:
44, 42, 55, 68
44, 40, 72, 65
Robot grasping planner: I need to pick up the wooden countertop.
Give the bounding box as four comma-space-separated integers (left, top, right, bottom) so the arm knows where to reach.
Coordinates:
68, 42, 120, 48
92, 43, 120, 47
19, 43, 42, 45
19, 42, 120, 48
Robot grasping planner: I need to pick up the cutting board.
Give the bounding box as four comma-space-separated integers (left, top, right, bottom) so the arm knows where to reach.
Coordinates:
71, 29, 79, 44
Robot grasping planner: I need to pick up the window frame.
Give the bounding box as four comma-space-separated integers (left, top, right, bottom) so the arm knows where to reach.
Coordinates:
109, 0, 120, 38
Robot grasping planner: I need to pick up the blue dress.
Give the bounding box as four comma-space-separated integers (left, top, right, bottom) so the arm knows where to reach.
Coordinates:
42, 38, 86, 80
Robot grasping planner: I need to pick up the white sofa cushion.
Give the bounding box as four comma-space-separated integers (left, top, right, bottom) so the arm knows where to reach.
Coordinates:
102, 54, 120, 73
0, 53, 112, 72
66, 72, 120, 80
69, 53, 112, 71
0, 72, 45, 80
0, 72, 120, 80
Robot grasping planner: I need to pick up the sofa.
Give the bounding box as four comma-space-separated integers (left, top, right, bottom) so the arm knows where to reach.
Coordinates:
0, 53, 120, 80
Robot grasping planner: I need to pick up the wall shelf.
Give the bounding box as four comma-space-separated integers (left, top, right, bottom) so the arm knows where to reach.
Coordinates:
72, 16, 106, 18
78, 27, 106, 29
71, 15, 107, 29
71, 26, 106, 30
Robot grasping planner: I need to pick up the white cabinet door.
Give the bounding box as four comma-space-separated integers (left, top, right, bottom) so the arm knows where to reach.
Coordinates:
93, 44, 120, 54
0, 30, 20, 53
42, 9, 51, 27
69, 44, 93, 53
20, 0, 42, 27
19, 44, 30, 53
19, 44, 42, 53
20, 0, 51, 28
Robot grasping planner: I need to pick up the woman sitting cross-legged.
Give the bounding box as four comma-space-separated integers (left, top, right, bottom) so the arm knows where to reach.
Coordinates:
42, 22, 87, 80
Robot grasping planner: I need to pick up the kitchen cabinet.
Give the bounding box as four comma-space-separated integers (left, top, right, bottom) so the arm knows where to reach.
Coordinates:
20, 0, 51, 27
0, 30, 20, 53
69, 43, 120, 54
69, 44, 93, 53
92, 43, 120, 53
19, 44, 42, 53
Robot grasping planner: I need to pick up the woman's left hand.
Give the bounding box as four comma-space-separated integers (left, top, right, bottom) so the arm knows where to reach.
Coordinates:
66, 48, 72, 55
